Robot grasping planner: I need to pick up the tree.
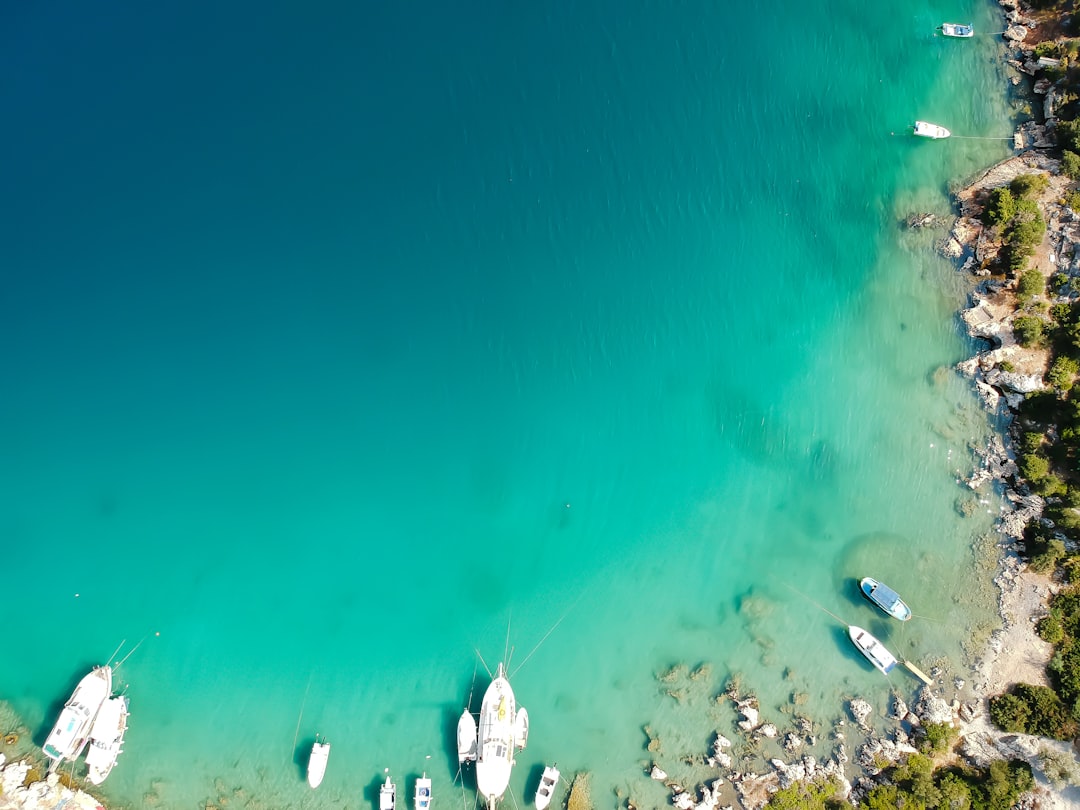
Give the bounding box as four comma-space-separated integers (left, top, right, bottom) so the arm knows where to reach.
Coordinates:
1010, 172, 1050, 198
986, 186, 1017, 226
1012, 314, 1046, 347
1063, 151, 1080, 180
1017, 267, 1045, 302
1048, 355, 1080, 390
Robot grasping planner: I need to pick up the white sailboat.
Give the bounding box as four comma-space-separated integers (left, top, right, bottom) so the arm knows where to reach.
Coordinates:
307, 735, 330, 789
85, 694, 129, 785
415, 773, 432, 810
43, 665, 113, 769
380, 772, 397, 810
457, 708, 477, 764
476, 663, 524, 808
534, 764, 560, 810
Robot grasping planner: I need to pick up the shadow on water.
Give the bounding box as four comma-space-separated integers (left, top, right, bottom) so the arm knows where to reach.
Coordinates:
365, 771, 392, 810
524, 763, 547, 802
294, 736, 315, 782
36, 662, 100, 747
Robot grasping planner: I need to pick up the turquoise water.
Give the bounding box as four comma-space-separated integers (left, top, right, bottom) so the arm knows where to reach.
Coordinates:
0, 0, 1017, 807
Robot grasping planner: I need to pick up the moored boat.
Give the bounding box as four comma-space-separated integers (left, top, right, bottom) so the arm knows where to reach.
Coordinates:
457, 708, 477, 764
860, 577, 912, 621
476, 663, 521, 808
848, 626, 898, 675
415, 773, 432, 810
513, 706, 529, 750
307, 735, 330, 789
534, 764, 560, 810
913, 120, 951, 139
85, 694, 129, 785
940, 22, 974, 37
43, 665, 113, 769
380, 773, 397, 810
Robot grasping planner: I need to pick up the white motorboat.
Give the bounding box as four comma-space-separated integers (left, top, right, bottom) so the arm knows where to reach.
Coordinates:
940, 22, 974, 37
457, 708, 477, 764
513, 707, 529, 751
415, 773, 432, 810
913, 120, 951, 139
380, 773, 397, 810
43, 665, 112, 769
476, 663, 521, 807
848, 626, 898, 675
860, 577, 912, 622
534, 764, 559, 810
85, 694, 129, 785
307, 735, 330, 789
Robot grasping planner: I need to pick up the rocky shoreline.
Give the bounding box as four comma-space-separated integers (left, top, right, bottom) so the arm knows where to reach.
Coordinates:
632, 3, 1080, 808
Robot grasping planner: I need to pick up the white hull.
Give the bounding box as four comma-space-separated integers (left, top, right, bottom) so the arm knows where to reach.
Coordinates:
307, 739, 330, 789
43, 666, 113, 767
380, 775, 397, 810
534, 765, 559, 810
848, 626, 898, 675
415, 774, 432, 810
513, 707, 528, 751
457, 708, 477, 763
913, 120, 951, 139
941, 22, 973, 37
476, 664, 517, 807
85, 694, 128, 785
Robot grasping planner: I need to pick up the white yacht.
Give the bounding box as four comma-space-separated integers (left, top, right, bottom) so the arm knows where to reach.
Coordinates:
913, 121, 951, 139
476, 663, 524, 808
43, 665, 112, 769
415, 773, 432, 810
457, 708, 477, 764
307, 735, 330, 789
85, 694, 129, 785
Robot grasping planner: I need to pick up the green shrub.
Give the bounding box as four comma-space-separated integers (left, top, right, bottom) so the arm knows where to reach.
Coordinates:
1011, 173, 1051, 198
1064, 152, 1080, 181
919, 721, 957, 754
765, 775, 842, 809
1032, 539, 1068, 575
1013, 314, 1047, 347
1065, 189, 1080, 210
1020, 452, 1051, 481
1018, 268, 1046, 302
1022, 431, 1046, 454
990, 683, 1075, 738
1049, 355, 1080, 389
987, 186, 1017, 226
1059, 119, 1080, 153
1035, 42, 1061, 59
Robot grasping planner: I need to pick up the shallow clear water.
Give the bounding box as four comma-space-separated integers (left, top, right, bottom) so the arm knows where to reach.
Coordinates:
0, 0, 1017, 806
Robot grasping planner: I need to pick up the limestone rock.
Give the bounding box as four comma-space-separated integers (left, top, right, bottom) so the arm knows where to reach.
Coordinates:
849, 698, 873, 730
650, 764, 668, 780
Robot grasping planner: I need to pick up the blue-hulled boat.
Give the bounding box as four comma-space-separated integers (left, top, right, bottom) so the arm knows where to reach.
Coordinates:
860, 577, 912, 622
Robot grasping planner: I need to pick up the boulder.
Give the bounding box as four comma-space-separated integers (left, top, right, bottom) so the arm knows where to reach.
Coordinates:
650, 764, 668, 781
849, 698, 873, 730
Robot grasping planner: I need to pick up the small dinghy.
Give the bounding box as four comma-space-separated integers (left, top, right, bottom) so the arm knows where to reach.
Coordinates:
860, 577, 912, 621
535, 764, 560, 810
940, 22, 974, 37
913, 120, 951, 139
848, 626, 898, 675
415, 773, 432, 810
307, 735, 330, 789
380, 773, 397, 810
457, 708, 477, 764
513, 706, 529, 750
